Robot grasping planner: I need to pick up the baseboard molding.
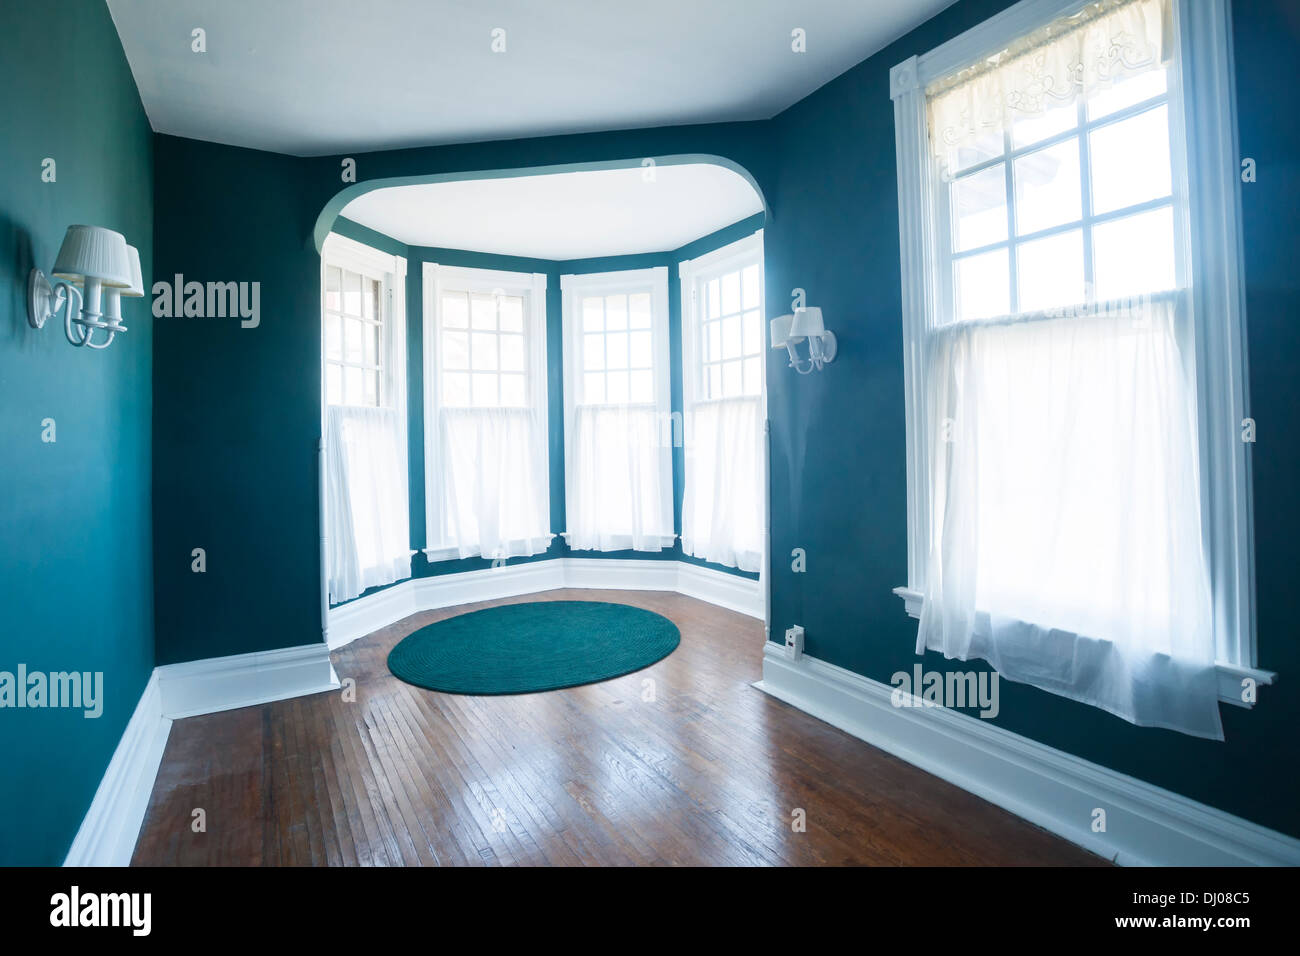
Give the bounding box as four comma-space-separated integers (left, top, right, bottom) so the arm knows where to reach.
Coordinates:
755, 643, 1300, 867
326, 557, 763, 649
63, 673, 172, 867
157, 643, 341, 720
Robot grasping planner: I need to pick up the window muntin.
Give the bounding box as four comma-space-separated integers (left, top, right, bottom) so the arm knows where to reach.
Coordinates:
437, 289, 529, 408
695, 262, 763, 400
324, 265, 387, 407
577, 291, 655, 406
941, 67, 1179, 324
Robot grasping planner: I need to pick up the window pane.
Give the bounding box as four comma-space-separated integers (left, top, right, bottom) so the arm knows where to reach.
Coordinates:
629, 293, 651, 329
471, 373, 498, 406
471, 293, 496, 330
707, 322, 721, 364
1012, 100, 1078, 149
442, 292, 469, 328
952, 164, 1008, 252
722, 314, 742, 359
1014, 139, 1082, 235
362, 321, 378, 366
325, 266, 341, 312
605, 294, 627, 331
442, 371, 470, 406
344, 366, 362, 404
1089, 105, 1171, 215
363, 278, 378, 320
1087, 68, 1167, 121
722, 360, 742, 397
500, 333, 525, 372
582, 296, 604, 332
946, 127, 1003, 176
344, 317, 363, 363
629, 330, 652, 368
607, 370, 629, 404
721, 270, 741, 316
362, 370, 378, 407
442, 330, 469, 370
500, 373, 525, 406
606, 331, 629, 370
325, 314, 341, 360
708, 364, 722, 400
630, 369, 653, 404
583, 333, 605, 371
584, 372, 605, 404
742, 310, 762, 355
1017, 229, 1085, 313
1093, 206, 1176, 301
955, 248, 1010, 321
326, 363, 342, 405
741, 264, 760, 310
343, 270, 361, 315
706, 278, 721, 319
743, 356, 762, 395
499, 295, 524, 332
470, 331, 498, 370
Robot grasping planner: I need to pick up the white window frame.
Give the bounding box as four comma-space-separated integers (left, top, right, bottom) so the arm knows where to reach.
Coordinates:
560, 266, 674, 551
422, 262, 551, 562
321, 233, 406, 413
889, 0, 1270, 705
679, 230, 766, 408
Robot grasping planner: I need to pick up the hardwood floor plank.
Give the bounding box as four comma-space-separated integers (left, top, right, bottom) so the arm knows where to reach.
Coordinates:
133, 589, 1104, 867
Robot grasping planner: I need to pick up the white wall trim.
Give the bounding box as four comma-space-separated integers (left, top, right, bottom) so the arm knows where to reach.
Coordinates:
156, 643, 341, 720
755, 643, 1300, 866
325, 557, 763, 649
63, 672, 171, 867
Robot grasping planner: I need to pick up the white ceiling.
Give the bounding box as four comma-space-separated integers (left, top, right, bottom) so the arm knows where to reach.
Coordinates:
106, 0, 955, 156
339, 164, 764, 259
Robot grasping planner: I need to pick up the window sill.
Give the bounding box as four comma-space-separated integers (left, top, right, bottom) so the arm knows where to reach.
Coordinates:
424, 535, 554, 563
892, 586, 1276, 708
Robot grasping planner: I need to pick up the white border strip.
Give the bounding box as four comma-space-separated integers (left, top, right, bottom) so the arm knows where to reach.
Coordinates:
325, 557, 763, 649
755, 643, 1300, 866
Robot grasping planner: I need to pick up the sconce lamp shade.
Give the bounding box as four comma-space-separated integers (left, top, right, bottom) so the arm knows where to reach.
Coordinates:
771, 313, 804, 349
121, 245, 144, 297
51, 225, 131, 288
789, 306, 825, 339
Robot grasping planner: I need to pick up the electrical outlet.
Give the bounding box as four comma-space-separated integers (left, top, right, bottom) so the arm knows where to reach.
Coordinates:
785, 625, 805, 661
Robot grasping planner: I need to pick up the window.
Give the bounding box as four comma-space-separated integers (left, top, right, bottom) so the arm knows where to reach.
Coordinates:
423, 265, 551, 562
890, 0, 1265, 739
561, 268, 674, 552
324, 266, 387, 407
680, 231, 766, 571
321, 234, 412, 603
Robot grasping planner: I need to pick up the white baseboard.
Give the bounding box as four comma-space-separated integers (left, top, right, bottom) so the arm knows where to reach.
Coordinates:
326, 557, 762, 649
64, 672, 172, 867
755, 643, 1300, 867
157, 643, 341, 720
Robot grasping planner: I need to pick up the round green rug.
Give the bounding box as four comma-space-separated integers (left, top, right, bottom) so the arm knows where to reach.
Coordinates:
387, 600, 681, 695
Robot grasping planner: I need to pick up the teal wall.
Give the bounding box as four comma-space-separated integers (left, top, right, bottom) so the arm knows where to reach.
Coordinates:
139, 0, 1299, 849
329, 213, 764, 608
0, 0, 155, 865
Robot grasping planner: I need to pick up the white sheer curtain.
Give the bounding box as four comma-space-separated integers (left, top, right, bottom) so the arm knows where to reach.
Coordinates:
682, 397, 763, 571
566, 405, 673, 552
325, 404, 412, 603
916, 295, 1222, 739
927, 0, 1170, 172
437, 406, 551, 559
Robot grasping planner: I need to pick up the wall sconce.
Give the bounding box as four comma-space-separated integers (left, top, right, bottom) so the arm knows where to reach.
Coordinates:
28, 225, 140, 349
771, 306, 837, 374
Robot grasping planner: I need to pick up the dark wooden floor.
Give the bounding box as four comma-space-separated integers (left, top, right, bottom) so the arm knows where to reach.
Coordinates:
133, 589, 1102, 866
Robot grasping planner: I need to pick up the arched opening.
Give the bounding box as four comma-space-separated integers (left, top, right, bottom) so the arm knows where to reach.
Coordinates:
315, 156, 771, 648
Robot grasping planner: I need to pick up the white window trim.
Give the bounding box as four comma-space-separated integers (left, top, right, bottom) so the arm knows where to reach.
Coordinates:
678, 229, 766, 410
560, 266, 675, 552
421, 262, 553, 561
888, 0, 1271, 706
